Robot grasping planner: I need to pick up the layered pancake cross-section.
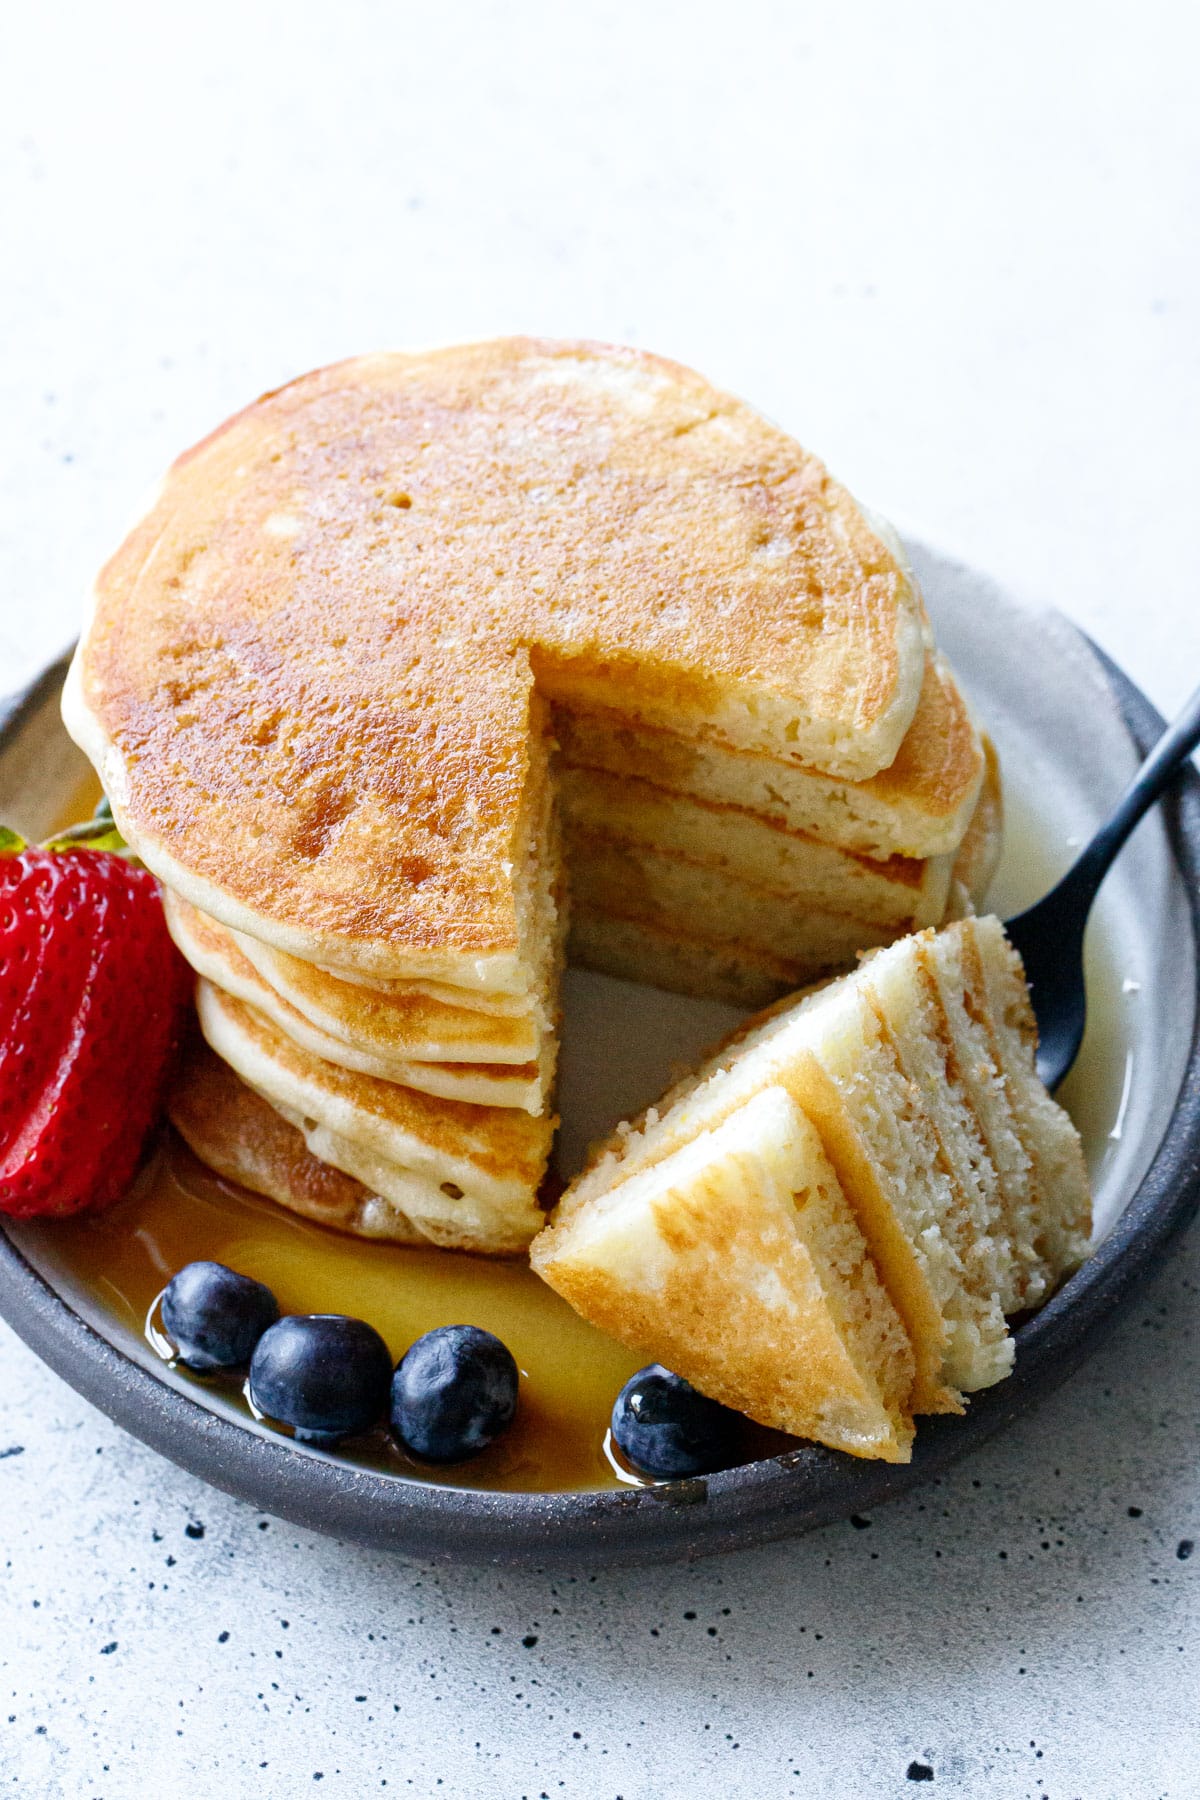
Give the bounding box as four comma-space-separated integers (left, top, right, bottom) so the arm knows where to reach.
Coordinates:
533, 916, 1091, 1450
559, 654, 1000, 1007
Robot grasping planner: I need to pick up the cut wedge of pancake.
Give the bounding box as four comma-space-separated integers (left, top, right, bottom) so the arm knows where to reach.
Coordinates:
556, 917, 1090, 1412
552, 653, 984, 861
194, 981, 551, 1253
64, 337, 932, 990
165, 893, 553, 1113
532, 1086, 916, 1460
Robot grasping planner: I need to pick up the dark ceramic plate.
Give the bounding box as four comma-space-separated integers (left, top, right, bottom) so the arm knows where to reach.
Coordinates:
1, 545, 1197, 1567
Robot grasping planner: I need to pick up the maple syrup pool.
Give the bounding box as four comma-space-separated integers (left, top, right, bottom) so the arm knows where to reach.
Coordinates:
17, 773, 1135, 1494
45, 1135, 696, 1492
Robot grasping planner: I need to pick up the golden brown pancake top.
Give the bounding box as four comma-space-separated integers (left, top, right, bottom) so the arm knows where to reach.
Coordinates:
69, 338, 928, 976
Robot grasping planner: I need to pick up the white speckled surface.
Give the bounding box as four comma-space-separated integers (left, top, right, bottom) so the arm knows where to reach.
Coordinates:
2, 4, 1199, 1795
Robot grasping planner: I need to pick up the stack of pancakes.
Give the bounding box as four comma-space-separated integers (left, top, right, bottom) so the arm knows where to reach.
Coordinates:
533, 916, 1092, 1460
63, 337, 1000, 1257
160, 894, 558, 1253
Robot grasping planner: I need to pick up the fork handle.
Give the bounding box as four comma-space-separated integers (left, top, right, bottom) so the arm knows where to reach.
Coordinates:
1069, 677, 1200, 903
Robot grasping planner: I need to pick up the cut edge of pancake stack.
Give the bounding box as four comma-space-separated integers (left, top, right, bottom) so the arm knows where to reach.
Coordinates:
532, 914, 1092, 1460
65, 337, 1005, 1273
556, 648, 1001, 1010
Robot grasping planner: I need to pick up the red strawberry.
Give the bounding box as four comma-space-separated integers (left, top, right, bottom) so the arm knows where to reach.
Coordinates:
0, 828, 194, 1219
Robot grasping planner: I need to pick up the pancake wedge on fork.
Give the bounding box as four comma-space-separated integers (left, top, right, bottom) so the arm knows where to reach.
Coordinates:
531, 1085, 917, 1461
535, 917, 1090, 1427
64, 337, 996, 1251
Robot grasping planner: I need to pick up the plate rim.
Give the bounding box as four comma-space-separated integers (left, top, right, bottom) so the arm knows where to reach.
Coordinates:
1, 632, 1198, 1570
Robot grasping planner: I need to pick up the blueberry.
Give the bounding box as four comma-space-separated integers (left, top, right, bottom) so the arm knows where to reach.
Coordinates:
160, 1261, 279, 1371
610, 1365, 742, 1479
390, 1325, 519, 1462
248, 1315, 392, 1444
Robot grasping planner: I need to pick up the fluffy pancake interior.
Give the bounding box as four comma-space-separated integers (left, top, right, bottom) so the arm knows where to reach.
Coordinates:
555, 917, 1089, 1410
558, 771, 953, 929
551, 652, 984, 861
562, 744, 997, 1009
532, 1085, 915, 1460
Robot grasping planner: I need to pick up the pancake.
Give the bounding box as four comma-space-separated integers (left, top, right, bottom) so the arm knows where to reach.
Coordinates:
313, 969, 541, 1015
168, 1041, 540, 1255
554, 917, 1090, 1409
566, 749, 1002, 1007
231, 930, 544, 1062
567, 907, 846, 1009
567, 842, 900, 979
552, 653, 984, 860
558, 776, 956, 930
63, 337, 931, 990
943, 737, 1003, 919
165, 893, 552, 1113
194, 981, 551, 1253
531, 1085, 916, 1460
64, 337, 1011, 1282
168, 1039, 426, 1243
